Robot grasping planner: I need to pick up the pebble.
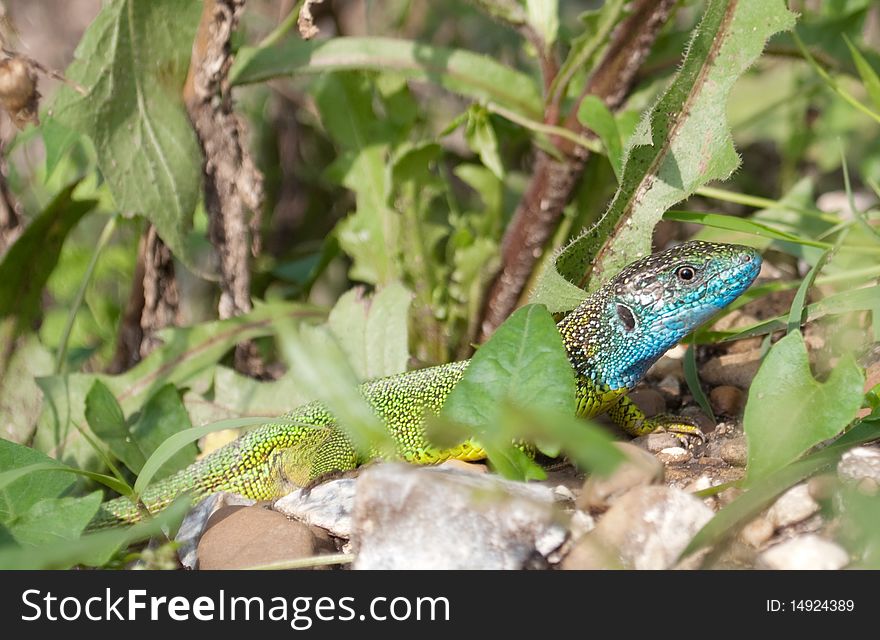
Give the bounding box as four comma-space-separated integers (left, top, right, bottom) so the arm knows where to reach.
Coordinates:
197, 505, 331, 570
175, 492, 255, 569
739, 517, 774, 548
758, 534, 849, 570
656, 375, 681, 401
709, 385, 745, 416
577, 442, 664, 512
657, 446, 692, 464
837, 447, 880, 490
585, 486, 714, 570
766, 484, 820, 530
628, 388, 666, 417
351, 464, 566, 569
701, 349, 762, 388
633, 432, 681, 453
274, 479, 356, 538
679, 406, 715, 433
719, 436, 748, 467
439, 459, 488, 474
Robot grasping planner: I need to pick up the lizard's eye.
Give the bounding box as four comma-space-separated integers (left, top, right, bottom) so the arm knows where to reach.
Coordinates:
675, 265, 697, 282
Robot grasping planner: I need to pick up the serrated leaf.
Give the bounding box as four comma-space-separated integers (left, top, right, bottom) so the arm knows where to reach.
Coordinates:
328, 283, 412, 380
8, 492, 102, 547
532, 0, 796, 311
744, 331, 864, 483
231, 36, 543, 120
0, 439, 73, 523
50, 0, 203, 262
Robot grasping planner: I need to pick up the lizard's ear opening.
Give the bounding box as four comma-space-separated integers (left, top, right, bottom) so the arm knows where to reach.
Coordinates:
616, 303, 636, 332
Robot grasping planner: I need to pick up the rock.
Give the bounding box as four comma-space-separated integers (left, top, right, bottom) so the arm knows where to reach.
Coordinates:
679, 406, 715, 433
197, 505, 332, 570
837, 447, 880, 491
739, 517, 774, 548
657, 447, 691, 464
587, 486, 714, 570
568, 510, 596, 541
646, 347, 685, 381
701, 349, 762, 388
439, 459, 488, 474
274, 479, 356, 538
351, 464, 566, 569
560, 535, 622, 570
175, 492, 255, 569
628, 388, 666, 417
577, 442, 663, 512
807, 474, 836, 502
709, 385, 745, 416
712, 311, 763, 354
767, 484, 820, 530
758, 535, 849, 570
656, 375, 681, 401
719, 436, 748, 467
633, 432, 681, 453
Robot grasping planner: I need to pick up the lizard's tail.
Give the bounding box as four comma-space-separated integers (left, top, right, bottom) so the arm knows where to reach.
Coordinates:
88, 420, 341, 530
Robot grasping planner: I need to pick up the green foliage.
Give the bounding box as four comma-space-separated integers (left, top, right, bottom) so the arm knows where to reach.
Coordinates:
744, 331, 865, 482
0, 185, 96, 335
533, 0, 796, 310
50, 0, 204, 262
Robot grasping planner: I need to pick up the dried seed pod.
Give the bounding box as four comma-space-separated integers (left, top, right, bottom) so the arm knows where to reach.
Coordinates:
0, 55, 39, 128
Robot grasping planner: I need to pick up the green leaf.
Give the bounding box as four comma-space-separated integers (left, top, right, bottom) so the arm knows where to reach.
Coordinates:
844, 34, 880, 113
231, 36, 543, 120
0, 439, 73, 523
0, 331, 53, 445
532, 0, 796, 310
0, 184, 96, 334
577, 95, 623, 181
85, 380, 145, 473
8, 492, 102, 547
744, 331, 864, 482
129, 384, 196, 480
525, 0, 559, 50
33, 301, 323, 471
683, 418, 880, 558
0, 496, 190, 569
328, 282, 412, 380
683, 339, 715, 424
50, 0, 203, 262
443, 304, 576, 428
313, 73, 398, 285
464, 106, 504, 180
665, 210, 831, 249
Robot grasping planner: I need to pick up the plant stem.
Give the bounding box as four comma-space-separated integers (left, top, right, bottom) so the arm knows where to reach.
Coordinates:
55, 214, 119, 374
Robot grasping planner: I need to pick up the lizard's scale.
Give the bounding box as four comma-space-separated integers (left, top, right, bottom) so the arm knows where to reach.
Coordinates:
93, 241, 761, 528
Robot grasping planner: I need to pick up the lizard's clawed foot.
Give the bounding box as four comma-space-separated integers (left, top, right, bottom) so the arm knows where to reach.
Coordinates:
645, 414, 706, 447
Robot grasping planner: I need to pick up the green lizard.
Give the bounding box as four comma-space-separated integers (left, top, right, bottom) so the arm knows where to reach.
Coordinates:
92, 240, 761, 528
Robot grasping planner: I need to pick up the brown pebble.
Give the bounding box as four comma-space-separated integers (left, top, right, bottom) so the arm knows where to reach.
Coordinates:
627, 388, 666, 417
439, 459, 488, 474
198, 505, 331, 570
657, 447, 692, 464
709, 385, 745, 416
719, 436, 749, 467
701, 350, 762, 388
632, 431, 681, 453
680, 406, 715, 433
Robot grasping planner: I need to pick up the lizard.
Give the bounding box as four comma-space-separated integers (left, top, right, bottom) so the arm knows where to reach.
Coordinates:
91, 240, 761, 528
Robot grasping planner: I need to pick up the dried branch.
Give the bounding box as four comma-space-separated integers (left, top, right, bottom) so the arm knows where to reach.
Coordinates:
477, 0, 676, 341
184, 0, 265, 375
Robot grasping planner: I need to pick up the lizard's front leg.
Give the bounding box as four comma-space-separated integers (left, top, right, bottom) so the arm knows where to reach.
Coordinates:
606, 393, 704, 444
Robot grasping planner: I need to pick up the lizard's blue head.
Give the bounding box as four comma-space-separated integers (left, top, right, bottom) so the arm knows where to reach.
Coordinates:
560, 241, 761, 390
